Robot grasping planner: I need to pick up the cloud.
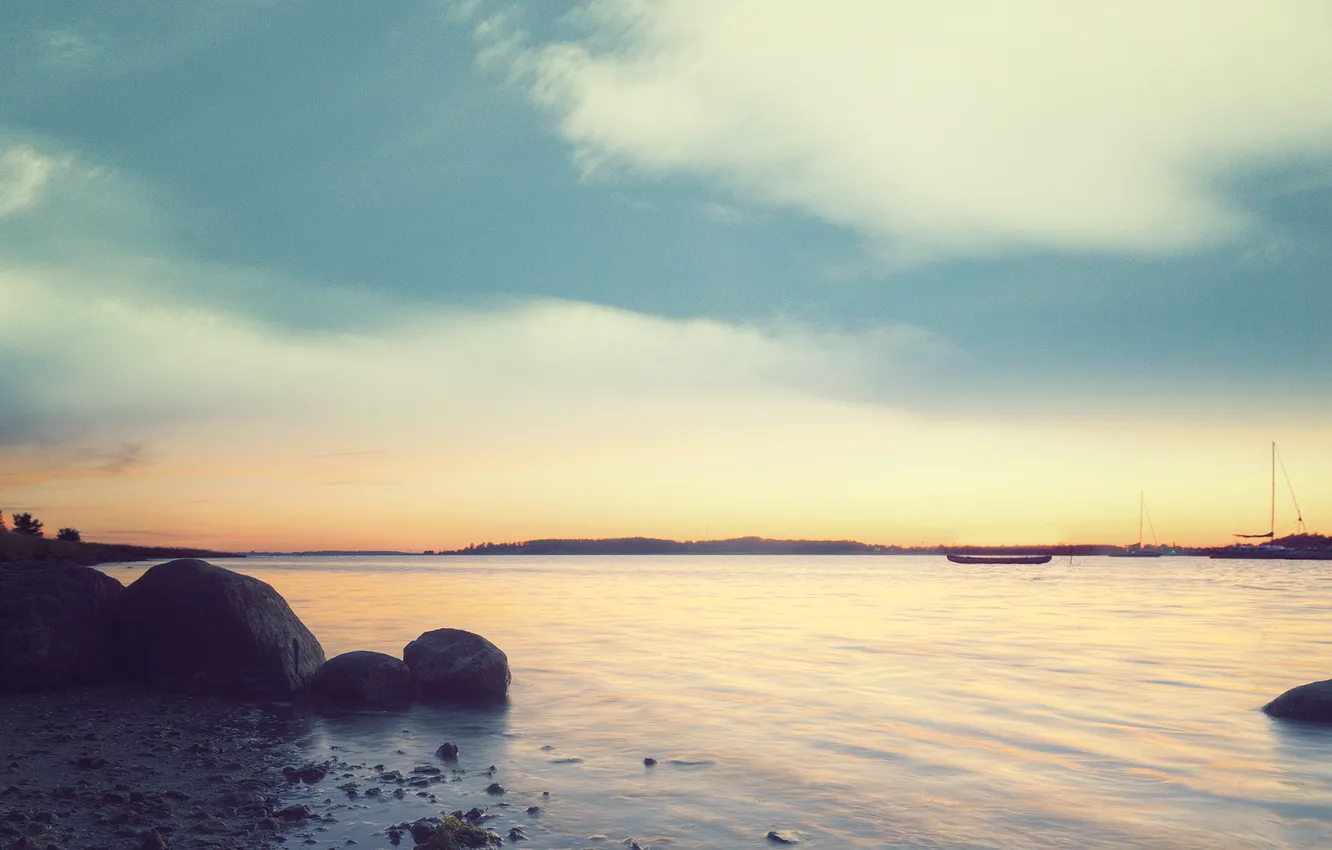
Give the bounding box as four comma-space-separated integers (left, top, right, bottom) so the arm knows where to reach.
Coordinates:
475, 1, 1332, 259
0, 266, 945, 428
0, 145, 61, 217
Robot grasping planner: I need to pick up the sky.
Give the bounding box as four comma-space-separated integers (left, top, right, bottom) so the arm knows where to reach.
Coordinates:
2, 1, 1331, 550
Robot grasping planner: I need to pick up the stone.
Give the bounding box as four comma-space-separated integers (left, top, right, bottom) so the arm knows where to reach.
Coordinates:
309, 651, 414, 707
766, 831, 801, 844
409, 819, 440, 843
0, 564, 126, 693
402, 629, 510, 703
642, 757, 656, 766
435, 743, 459, 760
275, 805, 313, 822
114, 560, 325, 696
1264, 679, 1332, 722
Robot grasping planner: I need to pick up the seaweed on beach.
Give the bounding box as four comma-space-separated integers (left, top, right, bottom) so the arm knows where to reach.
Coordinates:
403, 815, 501, 849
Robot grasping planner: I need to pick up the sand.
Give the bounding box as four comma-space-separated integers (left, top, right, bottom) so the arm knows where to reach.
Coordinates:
0, 686, 308, 850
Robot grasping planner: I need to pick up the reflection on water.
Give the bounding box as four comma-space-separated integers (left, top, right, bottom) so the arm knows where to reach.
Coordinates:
105, 556, 1332, 848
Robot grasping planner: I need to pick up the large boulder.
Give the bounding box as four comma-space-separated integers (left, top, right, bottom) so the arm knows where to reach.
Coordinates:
403, 629, 510, 703
309, 650, 415, 707
115, 559, 324, 697
0, 564, 126, 692
1264, 679, 1332, 723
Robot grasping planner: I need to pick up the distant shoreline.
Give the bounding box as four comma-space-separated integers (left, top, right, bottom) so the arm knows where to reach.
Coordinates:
431, 536, 1189, 557
0, 536, 244, 570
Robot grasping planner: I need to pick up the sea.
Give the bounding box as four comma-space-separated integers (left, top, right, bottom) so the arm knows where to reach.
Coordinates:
101, 555, 1332, 849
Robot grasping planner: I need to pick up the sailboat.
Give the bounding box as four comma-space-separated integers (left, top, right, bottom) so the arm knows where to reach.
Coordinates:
1211, 443, 1331, 560
1108, 492, 1162, 557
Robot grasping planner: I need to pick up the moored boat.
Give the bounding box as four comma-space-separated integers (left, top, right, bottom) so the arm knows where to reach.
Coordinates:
1108, 492, 1163, 557
946, 554, 1053, 565
1211, 443, 1329, 559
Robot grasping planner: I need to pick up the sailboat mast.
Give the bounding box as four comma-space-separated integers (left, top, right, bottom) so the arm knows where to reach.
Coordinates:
1270, 441, 1276, 538
1138, 491, 1145, 549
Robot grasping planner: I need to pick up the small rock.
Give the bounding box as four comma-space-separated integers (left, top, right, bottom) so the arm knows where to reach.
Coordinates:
525, 806, 540, 815
484, 783, 504, 795
642, 757, 657, 766
1264, 679, 1332, 722
508, 826, 527, 841
435, 743, 459, 760
276, 804, 313, 822
766, 830, 801, 844
297, 766, 326, 783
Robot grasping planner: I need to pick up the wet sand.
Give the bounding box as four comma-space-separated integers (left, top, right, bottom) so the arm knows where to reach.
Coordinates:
0, 686, 305, 850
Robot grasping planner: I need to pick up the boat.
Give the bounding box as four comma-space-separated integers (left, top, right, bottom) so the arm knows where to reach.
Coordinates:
1108, 491, 1162, 557
946, 554, 1052, 565
1211, 443, 1332, 560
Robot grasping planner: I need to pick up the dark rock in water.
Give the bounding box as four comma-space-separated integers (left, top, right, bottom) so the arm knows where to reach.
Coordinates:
484, 783, 504, 795
114, 559, 325, 696
643, 757, 657, 766
276, 804, 314, 822
410, 818, 442, 843
436, 742, 459, 760
0, 563, 125, 692
507, 826, 527, 841
403, 629, 510, 703
309, 650, 414, 707
1264, 679, 1332, 722
525, 806, 540, 815
417, 815, 502, 848
766, 830, 801, 844
141, 830, 168, 850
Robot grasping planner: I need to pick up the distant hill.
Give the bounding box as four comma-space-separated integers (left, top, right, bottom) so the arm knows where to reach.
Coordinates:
1269, 533, 1332, 549
437, 536, 1132, 556
247, 550, 409, 556
0, 534, 241, 569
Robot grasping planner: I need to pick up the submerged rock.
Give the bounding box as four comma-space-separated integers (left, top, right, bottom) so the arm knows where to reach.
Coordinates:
419, 815, 501, 849
403, 629, 510, 703
436, 742, 459, 760
0, 563, 126, 693
309, 650, 414, 707
114, 559, 324, 696
1264, 679, 1332, 722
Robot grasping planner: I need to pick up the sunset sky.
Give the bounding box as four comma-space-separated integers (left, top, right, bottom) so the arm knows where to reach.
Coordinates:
3, 1, 1331, 550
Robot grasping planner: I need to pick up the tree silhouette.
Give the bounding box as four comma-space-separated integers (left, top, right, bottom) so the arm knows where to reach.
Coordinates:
0, 512, 6, 533
56, 527, 82, 543
12, 512, 44, 537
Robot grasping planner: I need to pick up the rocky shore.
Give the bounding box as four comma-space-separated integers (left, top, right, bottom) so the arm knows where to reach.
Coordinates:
0, 685, 301, 850
1, 559, 517, 849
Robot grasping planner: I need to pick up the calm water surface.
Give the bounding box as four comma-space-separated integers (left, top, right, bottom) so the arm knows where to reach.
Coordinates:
106, 556, 1332, 848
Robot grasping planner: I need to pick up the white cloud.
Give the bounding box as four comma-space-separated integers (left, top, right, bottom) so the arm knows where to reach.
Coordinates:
0, 146, 61, 218
477, 0, 1332, 258
0, 267, 944, 443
